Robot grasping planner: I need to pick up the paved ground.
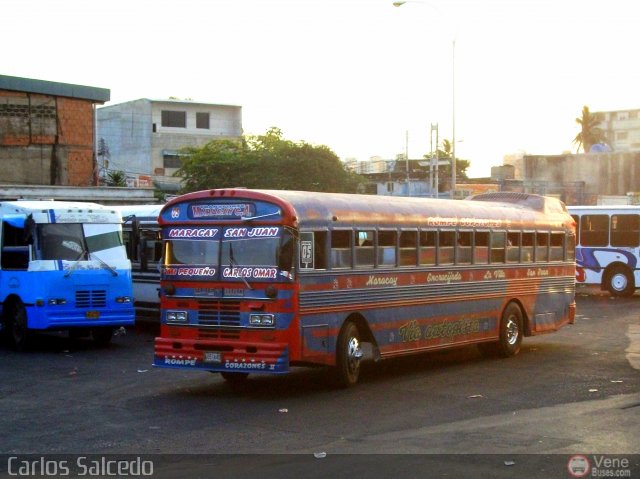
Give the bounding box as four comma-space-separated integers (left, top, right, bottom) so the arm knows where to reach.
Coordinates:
0, 290, 638, 477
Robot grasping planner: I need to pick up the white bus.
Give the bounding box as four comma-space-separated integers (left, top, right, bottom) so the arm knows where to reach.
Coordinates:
569, 205, 640, 296
112, 205, 163, 315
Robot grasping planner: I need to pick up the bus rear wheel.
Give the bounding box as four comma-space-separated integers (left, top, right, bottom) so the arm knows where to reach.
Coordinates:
605, 266, 635, 297
478, 303, 523, 358
334, 320, 363, 387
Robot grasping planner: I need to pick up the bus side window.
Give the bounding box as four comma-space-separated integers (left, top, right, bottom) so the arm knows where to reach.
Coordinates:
331, 230, 352, 269
399, 231, 417, 266
521, 232, 534, 262
378, 230, 397, 267
550, 232, 565, 261
419, 230, 436, 265
355, 230, 375, 267
611, 214, 640, 247
474, 231, 489, 264
313, 231, 327, 269
456, 231, 472, 264
439, 230, 455, 265
1, 246, 30, 270
490, 231, 506, 263
536, 232, 549, 262
507, 231, 520, 263
581, 214, 609, 246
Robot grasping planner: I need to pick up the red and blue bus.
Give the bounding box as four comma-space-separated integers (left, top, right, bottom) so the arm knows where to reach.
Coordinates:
154, 189, 576, 386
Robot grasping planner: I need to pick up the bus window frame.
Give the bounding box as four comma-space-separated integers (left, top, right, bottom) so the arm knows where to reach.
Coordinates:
419, 229, 437, 266
377, 228, 398, 268
535, 231, 550, 262
456, 230, 473, 265
399, 229, 418, 267
330, 229, 353, 270
438, 229, 456, 265
490, 230, 506, 264
474, 230, 490, 265
521, 230, 535, 263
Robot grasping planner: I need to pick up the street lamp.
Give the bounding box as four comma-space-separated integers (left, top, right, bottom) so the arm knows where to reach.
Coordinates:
393, 0, 456, 197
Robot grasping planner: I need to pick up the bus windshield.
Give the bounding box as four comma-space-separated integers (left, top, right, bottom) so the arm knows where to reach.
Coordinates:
36, 223, 125, 261
163, 226, 294, 281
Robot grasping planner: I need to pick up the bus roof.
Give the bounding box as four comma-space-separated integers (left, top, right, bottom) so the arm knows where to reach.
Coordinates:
112, 204, 163, 223
0, 200, 122, 224
161, 189, 572, 230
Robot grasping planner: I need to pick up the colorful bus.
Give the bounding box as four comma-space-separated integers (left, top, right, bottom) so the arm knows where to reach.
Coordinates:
153, 190, 576, 386
113, 205, 163, 316
0, 200, 135, 350
569, 205, 640, 296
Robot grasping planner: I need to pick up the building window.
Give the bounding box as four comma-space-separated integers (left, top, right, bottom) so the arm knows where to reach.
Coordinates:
616, 131, 628, 141
161, 110, 186, 128
196, 112, 210, 129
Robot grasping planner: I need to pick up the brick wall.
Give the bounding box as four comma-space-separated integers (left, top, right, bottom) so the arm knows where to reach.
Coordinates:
0, 90, 96, 186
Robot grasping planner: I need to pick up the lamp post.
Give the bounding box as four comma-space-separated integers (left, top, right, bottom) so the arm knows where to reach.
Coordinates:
393, 0, 456, 197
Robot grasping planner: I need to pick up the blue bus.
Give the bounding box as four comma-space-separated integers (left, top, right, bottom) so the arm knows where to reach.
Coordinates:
0, 200, 135, 349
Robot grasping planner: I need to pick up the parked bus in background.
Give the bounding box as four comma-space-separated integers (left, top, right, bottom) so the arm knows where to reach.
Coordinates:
153, 190, 576, 386
569, 205, 640, 296
0, 200, 135, 350
113, 205, 163, 316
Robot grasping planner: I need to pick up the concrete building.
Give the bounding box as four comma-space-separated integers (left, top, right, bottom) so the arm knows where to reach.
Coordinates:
598, 108, 640, 152
0, 74, 109, 187
521, 151, 640, 205
97, 99, 242, 193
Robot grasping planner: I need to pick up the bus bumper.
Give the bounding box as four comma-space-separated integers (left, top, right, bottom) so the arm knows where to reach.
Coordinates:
26, 305, 135, 330
154, 337, 290, 374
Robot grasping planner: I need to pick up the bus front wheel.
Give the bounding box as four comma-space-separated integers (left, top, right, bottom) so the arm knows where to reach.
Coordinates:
8, 302, 30, 351
92, 327, 113, 347
478, 303, 523, 358
334, 320, 363, 387
605, 266, 635, 297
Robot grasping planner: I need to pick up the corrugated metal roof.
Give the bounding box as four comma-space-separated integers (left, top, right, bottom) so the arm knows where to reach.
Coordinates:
0, 75, 110, 103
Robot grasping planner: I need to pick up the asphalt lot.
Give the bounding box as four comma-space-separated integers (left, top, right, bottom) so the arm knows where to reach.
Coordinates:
1, 289, 639, 477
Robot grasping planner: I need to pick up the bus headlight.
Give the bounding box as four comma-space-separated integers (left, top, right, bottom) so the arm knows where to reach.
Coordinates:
116, 296, 132, 303
47, 298, 67, 305
166, 310, 188, 323
249, 314, 275, 327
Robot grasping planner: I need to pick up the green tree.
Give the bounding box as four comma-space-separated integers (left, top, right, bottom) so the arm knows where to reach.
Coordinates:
106, 170, 127, 187
573, 105, 607, 153
176, 127, 363, 194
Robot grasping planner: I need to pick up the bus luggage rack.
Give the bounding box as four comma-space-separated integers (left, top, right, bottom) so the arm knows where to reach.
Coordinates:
75, 289, 107, 308
197, 300, 241, 327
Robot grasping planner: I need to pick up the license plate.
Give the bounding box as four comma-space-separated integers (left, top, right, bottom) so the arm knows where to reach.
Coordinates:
204, 351, 221, 363
85, 311, 100, 319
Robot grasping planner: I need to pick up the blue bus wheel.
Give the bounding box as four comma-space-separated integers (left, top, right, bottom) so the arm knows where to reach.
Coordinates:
9, 303, 30, 352
92, 327, 113, 347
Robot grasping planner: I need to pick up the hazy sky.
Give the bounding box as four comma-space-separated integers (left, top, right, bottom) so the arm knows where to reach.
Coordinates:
4, 0, 638, 177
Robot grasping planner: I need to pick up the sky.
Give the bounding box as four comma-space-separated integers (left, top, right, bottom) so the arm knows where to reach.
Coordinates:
4, 0, 639, 177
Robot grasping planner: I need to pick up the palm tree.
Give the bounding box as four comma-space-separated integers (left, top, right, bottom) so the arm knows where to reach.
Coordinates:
573, 105, 607, 153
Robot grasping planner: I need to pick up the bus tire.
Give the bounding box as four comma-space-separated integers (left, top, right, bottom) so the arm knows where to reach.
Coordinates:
92, 327, 113, 347
334, 320, 363, 387
478, 303, 523, 358
8, 302, 30, 352
605, 265, 635, 297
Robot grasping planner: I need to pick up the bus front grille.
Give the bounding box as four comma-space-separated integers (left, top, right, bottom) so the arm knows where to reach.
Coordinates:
76, 290, 107, 308
197, 300, 241, 327
198, 329, 241, 340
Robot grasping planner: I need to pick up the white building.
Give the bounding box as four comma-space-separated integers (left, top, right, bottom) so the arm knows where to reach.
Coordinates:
597, 108, 640, 151
97, 99, 242, 192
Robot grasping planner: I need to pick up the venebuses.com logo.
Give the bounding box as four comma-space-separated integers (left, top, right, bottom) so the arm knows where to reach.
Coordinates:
568, 455, 632, 478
